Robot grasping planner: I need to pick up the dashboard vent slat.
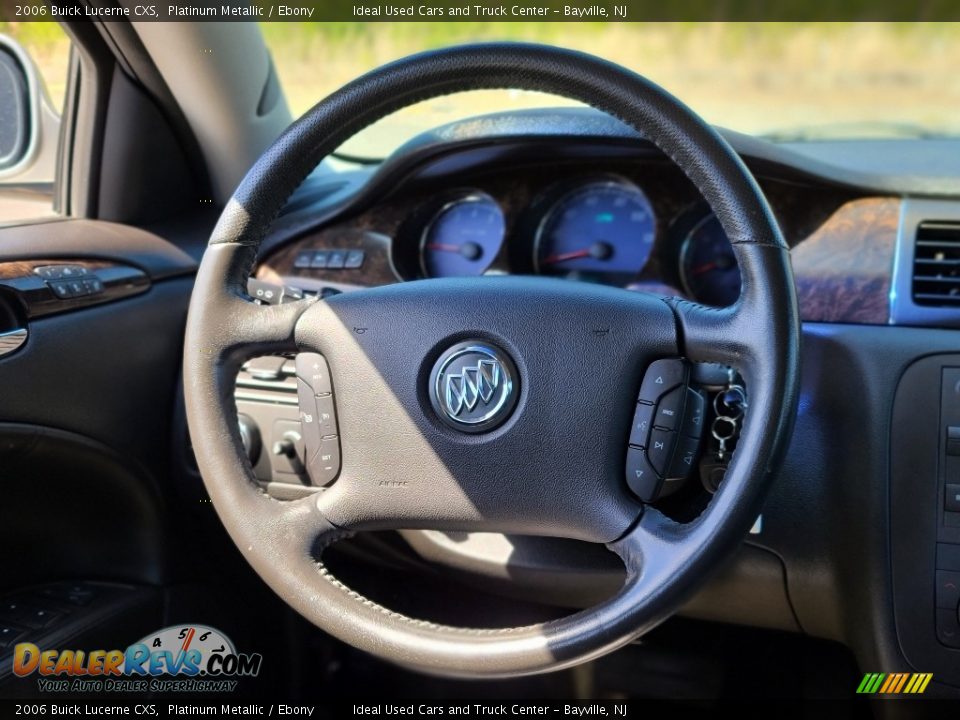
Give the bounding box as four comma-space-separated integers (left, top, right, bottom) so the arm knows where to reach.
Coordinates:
912, 221, 960, 307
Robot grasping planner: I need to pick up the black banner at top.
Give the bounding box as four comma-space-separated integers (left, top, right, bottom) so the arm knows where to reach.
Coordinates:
1, 0, 959, 22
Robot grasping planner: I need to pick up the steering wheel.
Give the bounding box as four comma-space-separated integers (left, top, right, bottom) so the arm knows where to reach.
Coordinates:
184, 43, 799, 678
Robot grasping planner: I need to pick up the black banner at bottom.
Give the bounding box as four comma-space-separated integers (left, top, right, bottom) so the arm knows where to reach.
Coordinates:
0, 697, 926, 720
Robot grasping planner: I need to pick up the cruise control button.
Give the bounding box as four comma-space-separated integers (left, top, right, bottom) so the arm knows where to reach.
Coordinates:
295, 352, 333, 395
310, 437, 341, 486
296, 379, 323, 460
628, 403, 655, 448
647, 428, 676, 476
315, 395, 338, 437
680, 387, 706, 438
668, 434, 701, 479
625, 447, 661, 501
638, 359, 686, 403
654, 386, 684, 431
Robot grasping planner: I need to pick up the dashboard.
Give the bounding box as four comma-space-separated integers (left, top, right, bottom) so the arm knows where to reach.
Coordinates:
254, 126, 898, 327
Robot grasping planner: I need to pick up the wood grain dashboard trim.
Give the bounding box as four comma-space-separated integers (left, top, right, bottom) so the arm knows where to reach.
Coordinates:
257, 189, 899, 326
792, 197, 899, 325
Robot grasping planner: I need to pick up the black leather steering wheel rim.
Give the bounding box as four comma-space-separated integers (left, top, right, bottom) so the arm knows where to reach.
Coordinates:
183, 43, 800, 677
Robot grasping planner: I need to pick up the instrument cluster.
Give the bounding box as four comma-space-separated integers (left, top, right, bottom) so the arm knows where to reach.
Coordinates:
390, 175, 741, 307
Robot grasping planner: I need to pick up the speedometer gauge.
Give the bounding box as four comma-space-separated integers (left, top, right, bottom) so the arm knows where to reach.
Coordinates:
420, 193, 505, 278
678, 213, 741, 307
534, 179, 656, 282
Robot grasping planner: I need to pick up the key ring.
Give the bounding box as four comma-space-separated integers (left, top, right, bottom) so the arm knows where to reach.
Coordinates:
713, 384, 747, 420
712, 415, 738, 443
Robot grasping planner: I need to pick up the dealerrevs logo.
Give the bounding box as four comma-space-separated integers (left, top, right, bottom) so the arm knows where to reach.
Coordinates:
13, 625, 262, 693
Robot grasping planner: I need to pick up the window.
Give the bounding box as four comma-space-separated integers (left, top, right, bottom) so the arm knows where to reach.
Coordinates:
0, 22, 71, 224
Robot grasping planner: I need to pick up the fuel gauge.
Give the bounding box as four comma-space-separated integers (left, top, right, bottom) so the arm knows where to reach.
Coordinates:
419, 193, 505, 278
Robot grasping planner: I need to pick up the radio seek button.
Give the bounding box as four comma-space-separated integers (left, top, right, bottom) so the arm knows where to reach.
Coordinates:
629, 403, 655, 448
638, 358, 686, 403
647, 428, 676, 476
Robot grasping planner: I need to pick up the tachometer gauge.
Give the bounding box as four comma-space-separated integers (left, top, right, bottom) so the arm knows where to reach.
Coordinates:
679, 213, 741, 307
420, 193, 505, 278
534, 179, 656, 282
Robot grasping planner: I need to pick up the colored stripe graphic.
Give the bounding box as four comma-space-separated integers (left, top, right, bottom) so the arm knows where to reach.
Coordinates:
892, 673, 909, 693
858, 672, 932, 694
878, 674, 896, 693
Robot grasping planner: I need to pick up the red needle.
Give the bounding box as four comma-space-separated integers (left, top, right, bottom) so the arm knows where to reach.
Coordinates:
542, 248, 594, 265
691, 261, 718, 276
427, 243, 461, 253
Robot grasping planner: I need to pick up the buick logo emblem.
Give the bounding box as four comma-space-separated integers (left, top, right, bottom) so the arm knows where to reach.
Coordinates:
429, 341, 519, 433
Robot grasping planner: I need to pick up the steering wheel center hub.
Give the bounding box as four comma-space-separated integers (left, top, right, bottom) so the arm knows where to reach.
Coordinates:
429, 340, 519, 433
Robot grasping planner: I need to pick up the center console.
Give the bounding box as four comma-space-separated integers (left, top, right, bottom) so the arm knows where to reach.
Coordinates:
892, 354, 960, 687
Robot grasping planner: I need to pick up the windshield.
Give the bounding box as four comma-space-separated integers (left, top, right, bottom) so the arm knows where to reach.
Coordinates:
262, 21, 960, 158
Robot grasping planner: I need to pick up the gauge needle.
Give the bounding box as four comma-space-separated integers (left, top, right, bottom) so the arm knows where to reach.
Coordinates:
428, 242, 483, 260
691, 261, 718, 276
426, 243, 461, 253
542, 242, 613, 266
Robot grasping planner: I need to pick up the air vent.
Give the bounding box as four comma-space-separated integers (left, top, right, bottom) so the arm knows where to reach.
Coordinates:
912, 221, 960, 306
